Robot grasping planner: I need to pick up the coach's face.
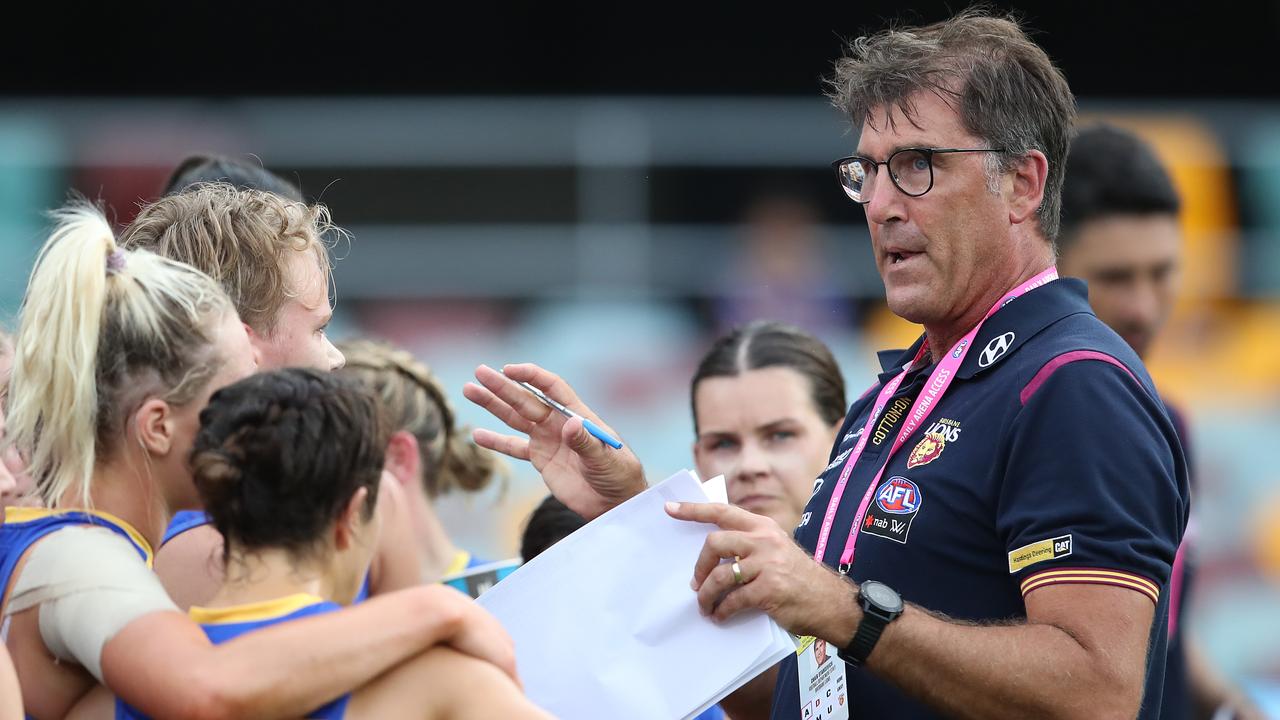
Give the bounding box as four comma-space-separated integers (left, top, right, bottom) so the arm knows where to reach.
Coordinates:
858, 91, 1018, 328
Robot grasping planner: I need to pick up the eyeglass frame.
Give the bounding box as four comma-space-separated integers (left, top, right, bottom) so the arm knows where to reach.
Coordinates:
830, 147, 1007, 204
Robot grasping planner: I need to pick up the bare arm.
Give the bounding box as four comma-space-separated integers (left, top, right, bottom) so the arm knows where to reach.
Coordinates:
673, 501, 1157, 720
0, 644, 21, 720
863, 584, 1153, 720
64, 684, 113, 720
101, 585, 517, 720
347, 646, 550, 720
367, 473, 423, 594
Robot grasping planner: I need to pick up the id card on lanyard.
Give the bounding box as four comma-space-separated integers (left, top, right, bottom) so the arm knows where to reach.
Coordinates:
797, 267, 1057, 714
796, 635, 848, 720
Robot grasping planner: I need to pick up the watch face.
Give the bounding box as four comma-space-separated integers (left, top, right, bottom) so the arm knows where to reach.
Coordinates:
863, 581, 904, 613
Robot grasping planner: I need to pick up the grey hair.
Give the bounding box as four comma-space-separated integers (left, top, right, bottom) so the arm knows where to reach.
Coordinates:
827, 8, 1077, 243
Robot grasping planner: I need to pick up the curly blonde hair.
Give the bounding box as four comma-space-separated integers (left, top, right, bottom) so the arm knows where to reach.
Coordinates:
120, 182, 339, 334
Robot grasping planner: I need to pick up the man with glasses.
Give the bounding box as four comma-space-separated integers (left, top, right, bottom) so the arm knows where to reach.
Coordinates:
467, 10, 1188, 719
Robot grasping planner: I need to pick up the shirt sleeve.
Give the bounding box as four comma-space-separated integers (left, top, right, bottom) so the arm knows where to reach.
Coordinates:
996, 357, 1188, 604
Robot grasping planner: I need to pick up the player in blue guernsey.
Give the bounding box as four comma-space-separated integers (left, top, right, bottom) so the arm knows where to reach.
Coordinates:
119, 368, 549, 720
1057, 124, 1266, 720
689, 322, 850, 719
128, 165, 423, 611
337, 339, 514, 589
1, 202, 519, 719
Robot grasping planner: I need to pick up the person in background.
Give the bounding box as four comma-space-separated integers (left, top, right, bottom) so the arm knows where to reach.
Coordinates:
164, 153, 306, 201
711, 190, 855, 336
514, 321, 849, 720
121, 180, 422, 608
338, 338, 513, 590
519, 494, 586, 563
1057, 123, 1264, 720
689, 321, 848, 720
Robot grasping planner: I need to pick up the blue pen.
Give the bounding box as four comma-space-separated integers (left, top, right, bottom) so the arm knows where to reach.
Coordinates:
503, 372, 624, 450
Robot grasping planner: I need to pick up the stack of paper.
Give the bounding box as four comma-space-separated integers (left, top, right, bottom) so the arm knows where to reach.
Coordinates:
478, 470, 795, 719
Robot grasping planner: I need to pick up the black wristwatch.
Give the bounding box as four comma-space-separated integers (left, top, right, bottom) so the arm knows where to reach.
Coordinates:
838, 580, 903, 668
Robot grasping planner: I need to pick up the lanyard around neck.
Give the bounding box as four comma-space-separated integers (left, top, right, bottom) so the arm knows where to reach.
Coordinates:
812, 267, 1059, 570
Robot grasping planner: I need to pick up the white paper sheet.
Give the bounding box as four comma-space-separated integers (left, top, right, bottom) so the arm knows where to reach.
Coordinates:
702, 474, 727, 504
478, 470, 794, 719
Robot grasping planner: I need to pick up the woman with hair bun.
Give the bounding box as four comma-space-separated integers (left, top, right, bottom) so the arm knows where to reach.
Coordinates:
116, 368, 549, 719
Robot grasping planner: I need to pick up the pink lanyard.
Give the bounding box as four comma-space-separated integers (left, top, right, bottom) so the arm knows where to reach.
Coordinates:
813, 267, 1059, 572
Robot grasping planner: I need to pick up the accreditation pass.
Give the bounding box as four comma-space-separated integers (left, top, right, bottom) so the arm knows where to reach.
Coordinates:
796, 635, 849, 719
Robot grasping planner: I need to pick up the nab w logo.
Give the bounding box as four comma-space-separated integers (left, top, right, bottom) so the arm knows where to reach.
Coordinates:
978, 332, 1015, 368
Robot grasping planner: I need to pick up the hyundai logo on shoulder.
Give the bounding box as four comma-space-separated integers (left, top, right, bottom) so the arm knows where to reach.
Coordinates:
978, 332, 1015, 368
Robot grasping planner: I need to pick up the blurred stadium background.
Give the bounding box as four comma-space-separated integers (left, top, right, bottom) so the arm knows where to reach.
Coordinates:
1, 0, 1278, 704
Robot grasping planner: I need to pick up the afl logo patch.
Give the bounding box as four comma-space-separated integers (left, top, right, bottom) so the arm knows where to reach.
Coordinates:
978, 332, 1015, 368
862, 476, 922, 544
875, 476, 921, 514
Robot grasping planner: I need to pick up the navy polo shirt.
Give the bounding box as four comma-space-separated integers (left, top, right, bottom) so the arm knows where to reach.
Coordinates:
770, 279, 1189, 720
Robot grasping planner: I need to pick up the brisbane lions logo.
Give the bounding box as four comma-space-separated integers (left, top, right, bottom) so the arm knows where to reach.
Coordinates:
906, 431, 946, 469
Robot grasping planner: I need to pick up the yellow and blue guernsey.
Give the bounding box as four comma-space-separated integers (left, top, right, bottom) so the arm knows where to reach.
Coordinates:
0, 508, 155, 720
163, 511, 373, 603
0, 507, 154, 594
115, 594, 348, 719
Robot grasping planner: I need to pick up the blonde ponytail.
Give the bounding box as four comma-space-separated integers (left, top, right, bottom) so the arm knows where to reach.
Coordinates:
6, 202, 232, 508
7, 206, 116, 507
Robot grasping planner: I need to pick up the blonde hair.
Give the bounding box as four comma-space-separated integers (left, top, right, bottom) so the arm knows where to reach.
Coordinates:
5, 203, 233, 508
119, 182, 338, 334
337, 339, 501, 498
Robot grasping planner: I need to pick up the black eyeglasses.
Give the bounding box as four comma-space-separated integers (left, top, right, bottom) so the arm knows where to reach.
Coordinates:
831, 147, 1005, 204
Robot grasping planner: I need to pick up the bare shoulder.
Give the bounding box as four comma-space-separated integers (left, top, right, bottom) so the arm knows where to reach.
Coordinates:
153, 524, 224, 611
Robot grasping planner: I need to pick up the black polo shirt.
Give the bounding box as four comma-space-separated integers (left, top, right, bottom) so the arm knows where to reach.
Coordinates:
770, 278, 1189, 720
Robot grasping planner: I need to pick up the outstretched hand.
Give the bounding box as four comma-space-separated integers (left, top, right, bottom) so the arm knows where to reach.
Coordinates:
463, 363, 647, 520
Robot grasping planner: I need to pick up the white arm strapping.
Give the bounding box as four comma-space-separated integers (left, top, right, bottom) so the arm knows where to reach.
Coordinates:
4, 525, 179, 682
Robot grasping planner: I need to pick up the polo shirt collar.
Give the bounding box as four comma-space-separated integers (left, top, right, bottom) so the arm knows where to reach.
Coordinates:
876, 335, 926, 382
873, 278, 1094, 381
957, 277, 1092, 378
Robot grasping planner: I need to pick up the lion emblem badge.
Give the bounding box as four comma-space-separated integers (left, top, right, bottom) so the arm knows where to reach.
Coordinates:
906, 431, 946, 469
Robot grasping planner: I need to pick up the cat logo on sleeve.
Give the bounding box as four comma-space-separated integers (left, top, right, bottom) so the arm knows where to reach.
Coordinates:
1007, 534, 1072, 573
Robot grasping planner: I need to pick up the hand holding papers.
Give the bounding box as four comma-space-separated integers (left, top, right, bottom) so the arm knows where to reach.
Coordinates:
478, 470, 794, 720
